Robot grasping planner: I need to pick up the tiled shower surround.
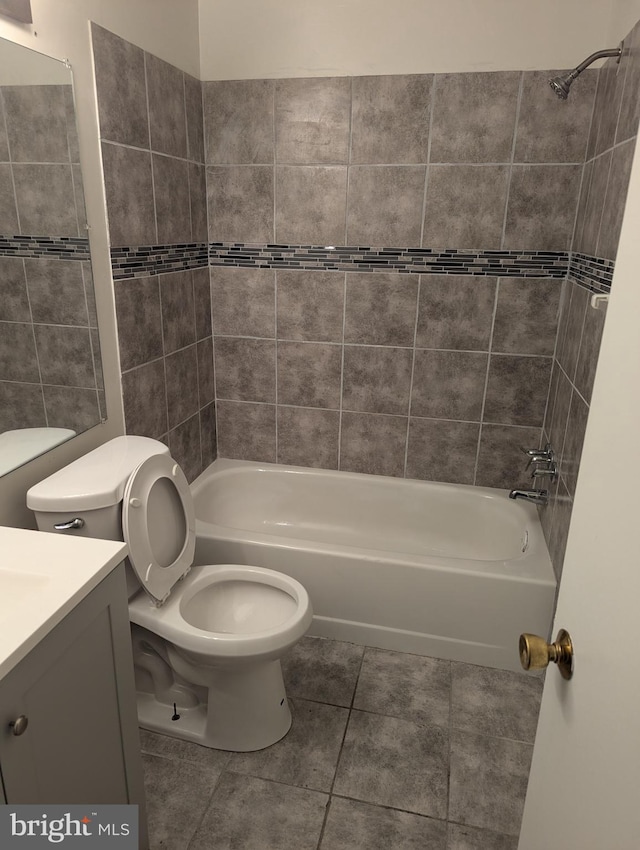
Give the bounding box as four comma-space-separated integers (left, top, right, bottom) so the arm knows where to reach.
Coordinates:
91, 24, 214, 482
94, 21, 640, 579
0, 83, 104, 435
201, 66, 596, 492
540, 19, 640, 579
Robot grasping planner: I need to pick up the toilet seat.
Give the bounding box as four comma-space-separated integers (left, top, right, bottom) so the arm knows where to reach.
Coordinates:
129, 563, 312, 660
123, 453, 196, 604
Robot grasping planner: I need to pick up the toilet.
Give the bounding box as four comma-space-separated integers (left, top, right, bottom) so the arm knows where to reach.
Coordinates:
26, 436, 312, 752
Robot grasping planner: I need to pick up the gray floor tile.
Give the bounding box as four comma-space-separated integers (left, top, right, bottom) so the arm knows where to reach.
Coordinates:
142, 752, 222, 850
447, 822, 519, 850
282, 636, 364, 707
333, 710, 449, 818
229, 698, 349, 792
321, 796, 446, 850
451, 663, 543, 743
140, 729, 232, 769
449, 730, 533, 836
189, 772, 328, 850
354, 648, 451, 727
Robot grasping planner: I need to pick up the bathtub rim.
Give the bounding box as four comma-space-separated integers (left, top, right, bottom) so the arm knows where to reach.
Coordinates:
191, 458, 556, 587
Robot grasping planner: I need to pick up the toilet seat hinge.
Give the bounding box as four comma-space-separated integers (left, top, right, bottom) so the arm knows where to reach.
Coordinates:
154, 591, 171, 608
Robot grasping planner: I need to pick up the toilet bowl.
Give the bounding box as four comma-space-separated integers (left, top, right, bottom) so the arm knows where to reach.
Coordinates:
27, 436, 313, 752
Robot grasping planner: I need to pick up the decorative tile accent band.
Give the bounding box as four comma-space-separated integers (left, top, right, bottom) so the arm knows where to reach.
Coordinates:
0, 235, 90, 261
568, 252, 615, 293
208, 242, 570, 277
110, 243, 209, 279
107, 241, 616, 289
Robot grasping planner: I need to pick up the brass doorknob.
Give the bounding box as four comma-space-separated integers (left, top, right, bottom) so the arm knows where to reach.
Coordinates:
519, 629, 574, 680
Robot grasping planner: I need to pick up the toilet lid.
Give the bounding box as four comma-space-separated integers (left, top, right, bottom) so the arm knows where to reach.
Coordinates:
122, 454, 195, 604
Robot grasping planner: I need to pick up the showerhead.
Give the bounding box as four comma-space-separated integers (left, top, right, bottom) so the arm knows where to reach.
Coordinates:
548, 42, 623, 100
549, 73, 575, 100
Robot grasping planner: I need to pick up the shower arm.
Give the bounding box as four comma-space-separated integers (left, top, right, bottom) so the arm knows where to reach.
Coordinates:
567, 44, 622, 81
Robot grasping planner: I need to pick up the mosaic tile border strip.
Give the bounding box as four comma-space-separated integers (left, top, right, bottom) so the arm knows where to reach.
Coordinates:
0, 235, 90, 261
208, 242, 570, 277
110, 243, 209, 279
568, 252, 615, 293
108, 242, 616, 288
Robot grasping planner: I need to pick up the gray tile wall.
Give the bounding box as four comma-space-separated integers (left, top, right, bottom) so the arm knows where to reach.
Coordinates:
0, 84, 103, 434
203, 70, 595, 250
0, 256, 103, 434
0, 84, 84, 238
210, 267, 561, 486
92, 24, 215, 481
203, 68, 597, 485
540, 18, 640, 580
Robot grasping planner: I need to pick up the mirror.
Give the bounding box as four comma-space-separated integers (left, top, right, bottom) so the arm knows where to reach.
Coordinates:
0, 37, 105, 476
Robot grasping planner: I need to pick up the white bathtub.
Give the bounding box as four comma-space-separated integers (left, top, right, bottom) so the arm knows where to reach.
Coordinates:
191, 459, 556, 672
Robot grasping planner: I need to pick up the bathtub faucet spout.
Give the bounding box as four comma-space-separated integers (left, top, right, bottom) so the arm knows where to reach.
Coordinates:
509, 488, 549, 505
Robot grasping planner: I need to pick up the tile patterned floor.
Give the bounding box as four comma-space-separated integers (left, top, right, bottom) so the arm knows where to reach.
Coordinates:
140, 637, 543, 850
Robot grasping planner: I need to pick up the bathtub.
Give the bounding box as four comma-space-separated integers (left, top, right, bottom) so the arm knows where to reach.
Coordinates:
191, 459, 556, 672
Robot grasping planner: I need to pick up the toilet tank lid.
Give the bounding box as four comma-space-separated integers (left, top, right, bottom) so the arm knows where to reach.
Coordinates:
26, 436, 171, 512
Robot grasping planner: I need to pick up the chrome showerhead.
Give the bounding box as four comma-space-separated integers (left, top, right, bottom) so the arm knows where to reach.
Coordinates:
548, 42, 623, 100
549, 73, 574, 99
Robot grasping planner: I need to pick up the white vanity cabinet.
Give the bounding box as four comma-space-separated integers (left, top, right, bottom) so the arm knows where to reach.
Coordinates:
0, 529, 147, 847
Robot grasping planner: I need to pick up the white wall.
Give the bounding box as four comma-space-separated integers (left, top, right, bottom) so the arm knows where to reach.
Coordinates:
0, 0, 200, 527
609, 0, 640, 37
199, 0, 615, 80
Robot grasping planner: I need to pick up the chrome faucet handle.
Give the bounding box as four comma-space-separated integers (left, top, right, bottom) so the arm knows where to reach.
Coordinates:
531, 461, 557, 479
521, 443, 553, 457
522, 444, 554, 469
525, 454, 551, 470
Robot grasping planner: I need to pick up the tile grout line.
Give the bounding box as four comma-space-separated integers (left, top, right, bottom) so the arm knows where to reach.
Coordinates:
183, 762, 229, 850
612, 46, 631, 151
345, 76, 353, 246
202, 158, 587, 168
336, 274, 347, 471
155, 274, 172, 444
334, 77, 353, 473
191, 272, 204, 475
21, 256, 49, 427
99, 135, 205, 167
3, 90, 24, 240
593, 144, 616, 259
193, 332, 556, 358
310, 644, 368, 848
420, 73, 436, 249
402, 276, 421, 478
499, 71, 524, 252
539, 281, 565, 445
83, 267, 102, 424
200, 82, 221, 464
472, 281, 499, 486
142, 54, 159, 248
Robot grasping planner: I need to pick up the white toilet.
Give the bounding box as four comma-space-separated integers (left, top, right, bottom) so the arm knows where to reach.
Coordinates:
26, 436, 312, 752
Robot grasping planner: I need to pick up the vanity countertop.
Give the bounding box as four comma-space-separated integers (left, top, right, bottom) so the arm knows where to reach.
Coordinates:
0, 526, 127, 679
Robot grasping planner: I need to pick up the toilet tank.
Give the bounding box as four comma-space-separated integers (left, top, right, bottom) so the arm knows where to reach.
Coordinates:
27, 436, 170, 540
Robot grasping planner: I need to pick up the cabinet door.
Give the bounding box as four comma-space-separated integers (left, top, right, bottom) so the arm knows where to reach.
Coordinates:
0, 567, 142, 805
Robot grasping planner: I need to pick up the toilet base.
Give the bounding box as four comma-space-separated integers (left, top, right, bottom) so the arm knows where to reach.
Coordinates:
137, 658, 292, 752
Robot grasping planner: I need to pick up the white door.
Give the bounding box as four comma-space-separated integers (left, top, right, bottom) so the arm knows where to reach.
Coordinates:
518, 140, 640, 846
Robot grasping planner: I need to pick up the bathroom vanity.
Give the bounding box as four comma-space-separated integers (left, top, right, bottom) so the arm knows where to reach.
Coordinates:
0, 527, 147, 845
